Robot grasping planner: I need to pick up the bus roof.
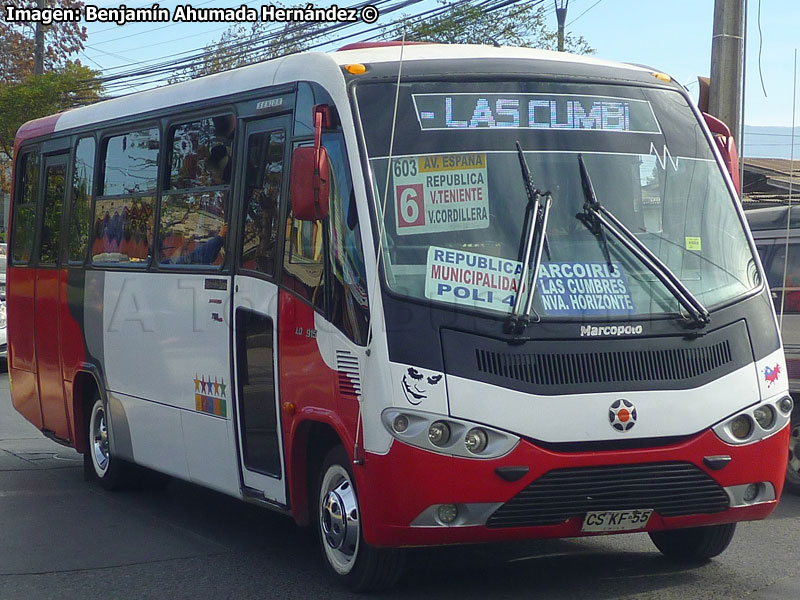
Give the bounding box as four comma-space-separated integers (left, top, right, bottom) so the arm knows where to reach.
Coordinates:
15, 44, 661, 146
330, 43, 651, 72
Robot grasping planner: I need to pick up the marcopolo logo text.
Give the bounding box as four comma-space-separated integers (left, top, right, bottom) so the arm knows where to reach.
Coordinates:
580, 324, 643, 337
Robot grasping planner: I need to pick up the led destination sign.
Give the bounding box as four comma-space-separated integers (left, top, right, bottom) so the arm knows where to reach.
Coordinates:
412, 93, 661, 133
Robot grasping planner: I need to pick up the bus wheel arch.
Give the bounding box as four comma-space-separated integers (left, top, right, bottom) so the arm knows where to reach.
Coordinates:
290, 419, 343, 526
72, 370, 104, 455
75, 373, 136, 490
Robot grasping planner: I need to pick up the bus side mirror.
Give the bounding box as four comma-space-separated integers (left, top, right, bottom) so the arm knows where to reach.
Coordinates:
290, 106, 331, 220
702, 112, 741, 196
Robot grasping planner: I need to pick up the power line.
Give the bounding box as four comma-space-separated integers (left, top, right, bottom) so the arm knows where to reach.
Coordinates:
95, 0, 403, 80
81, 0, 540, 96
88, 0, 257, 45
94, 0, 457, 86
88, 0, 222, 38
566, 0, 603, 26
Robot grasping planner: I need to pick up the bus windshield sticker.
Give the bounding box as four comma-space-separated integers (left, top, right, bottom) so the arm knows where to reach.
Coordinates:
412, 93, 661, 134
425, 246, 523, 313
685, 236, 702, 251
393, 153, 490, 236
538, 262, 635, 315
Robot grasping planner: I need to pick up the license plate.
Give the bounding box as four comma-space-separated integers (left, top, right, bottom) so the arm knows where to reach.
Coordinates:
581, 509, 653, 532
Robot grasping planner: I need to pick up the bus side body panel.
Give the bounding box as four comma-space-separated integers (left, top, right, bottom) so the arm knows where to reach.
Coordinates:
7, 267, 41, 428
99, 270, 241, 496
60, 269, 90, 446
8, 115, 61, 432
34, 268, 69, 439
278, 290, 360, 519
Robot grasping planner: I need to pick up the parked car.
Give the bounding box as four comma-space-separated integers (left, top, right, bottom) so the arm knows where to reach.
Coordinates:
0, 243, 6, 365
0, 242, 6, 298
0, 299, 5, 365
746, 205, 800, 493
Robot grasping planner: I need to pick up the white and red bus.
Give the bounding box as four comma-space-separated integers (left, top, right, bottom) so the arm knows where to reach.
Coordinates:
7, 43, 794, 590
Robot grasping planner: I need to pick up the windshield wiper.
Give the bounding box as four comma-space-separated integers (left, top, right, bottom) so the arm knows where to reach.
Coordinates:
575, 154, 710, 326
505, 142, 553, 335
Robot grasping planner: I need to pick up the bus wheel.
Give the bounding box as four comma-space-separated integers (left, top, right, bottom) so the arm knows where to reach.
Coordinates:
83, 395, 132, 490
649, 523, 736, 561
316, 446, 405, 591
786, 410, 800, 494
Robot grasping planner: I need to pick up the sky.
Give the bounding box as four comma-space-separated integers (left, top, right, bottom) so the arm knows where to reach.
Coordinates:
78, 0, 800, 131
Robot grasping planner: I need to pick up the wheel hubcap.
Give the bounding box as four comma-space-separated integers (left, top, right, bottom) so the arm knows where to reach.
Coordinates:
319, 465, 360, 574
322, 489, 348, 550
91, 405, 109, 474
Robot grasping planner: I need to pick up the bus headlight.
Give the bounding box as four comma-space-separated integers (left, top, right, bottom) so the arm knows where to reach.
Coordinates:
392, 414, 409, 433
381, 408, 519, 459
464, 428, 488, 454
753, 405, 775, 429
730, 415, 753, 440
428, 421, 451, 447
713, 395, 792, 445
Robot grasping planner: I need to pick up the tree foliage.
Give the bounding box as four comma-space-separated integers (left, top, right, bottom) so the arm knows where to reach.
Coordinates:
0, 1, 98, 192
383, 1, 593, 54
1, 0, 89, 84
170, 18, 315, 82
0, 63, 101, 191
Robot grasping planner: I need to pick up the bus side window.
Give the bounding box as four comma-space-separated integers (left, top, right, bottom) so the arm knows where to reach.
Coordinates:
283, 150, 326, 310
69, 137, 95, 263
93, 128, 159, 266
11, 151, 39, 265
293, 82, 316, 137
39, 158, 67, 266
282, 134, 370, 341
324, 132, 369, 344
240, 129, 284, 275
159, 115, 233, 267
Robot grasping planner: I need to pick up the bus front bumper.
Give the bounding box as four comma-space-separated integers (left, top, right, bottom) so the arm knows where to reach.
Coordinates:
357, 425, 789, 548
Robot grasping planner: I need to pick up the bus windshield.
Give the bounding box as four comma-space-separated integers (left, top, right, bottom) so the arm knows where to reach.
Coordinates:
355, 79, 758, 320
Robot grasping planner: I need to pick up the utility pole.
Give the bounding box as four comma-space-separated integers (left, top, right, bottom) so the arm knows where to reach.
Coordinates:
554, 0, 568, 52
33, 0, 45, 75
709, 0, 745, 141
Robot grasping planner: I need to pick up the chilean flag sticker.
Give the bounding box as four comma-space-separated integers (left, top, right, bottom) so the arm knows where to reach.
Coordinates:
763, 364, 781, 387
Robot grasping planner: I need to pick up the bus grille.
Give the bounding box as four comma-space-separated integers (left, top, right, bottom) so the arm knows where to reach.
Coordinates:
486, 462, 730, 528
336, 350, 362, 399
476, 341, 732, 388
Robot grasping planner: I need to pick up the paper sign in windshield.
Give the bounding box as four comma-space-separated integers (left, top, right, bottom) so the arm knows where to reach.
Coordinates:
393, 153, 490, 236
538, 262, 634, 315
425, 246, 523, 312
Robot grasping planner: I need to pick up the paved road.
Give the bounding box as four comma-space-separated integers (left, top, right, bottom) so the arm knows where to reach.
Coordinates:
1, 372, 799, 599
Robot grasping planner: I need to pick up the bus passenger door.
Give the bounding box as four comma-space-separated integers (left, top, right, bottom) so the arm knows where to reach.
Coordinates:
35, 153, 69, 440
232, 116, 290, 504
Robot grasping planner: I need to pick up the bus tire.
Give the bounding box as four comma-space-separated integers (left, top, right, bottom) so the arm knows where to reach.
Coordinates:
83, 394, 134, 491
786, 409, 800, 495
316, 446, 405, 591
649, 523, 736, 561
